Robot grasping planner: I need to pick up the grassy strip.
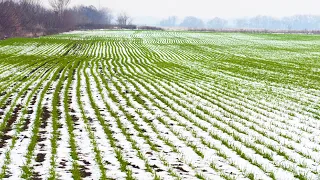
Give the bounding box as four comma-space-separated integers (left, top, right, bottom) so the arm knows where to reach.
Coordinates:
82, 60, 135, 180
75, 60, 108, 179
91, 59, 166, 179
62, 60, 82, 179
48, 61, 69, 179
21, 62, 69, 179
0, 64, 58, 178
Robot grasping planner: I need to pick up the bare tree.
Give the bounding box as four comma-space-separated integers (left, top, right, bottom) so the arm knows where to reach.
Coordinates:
160, 16, 177, 27
100, 8, 113, 25
0, 1, 21, 37
19, 0, 43, 34
49, 0, 71, 16
207, 17, 227, 29
180, 16, 204, 29
116, 12, 131, 26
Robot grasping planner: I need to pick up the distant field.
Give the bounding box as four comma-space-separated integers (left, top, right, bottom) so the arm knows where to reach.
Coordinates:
0, 30, 320, 180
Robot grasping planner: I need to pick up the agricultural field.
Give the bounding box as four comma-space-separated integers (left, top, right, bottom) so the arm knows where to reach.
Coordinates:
0, 30, 320, 180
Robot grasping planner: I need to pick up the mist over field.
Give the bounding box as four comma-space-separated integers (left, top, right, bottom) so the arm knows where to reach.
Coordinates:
1, 0, 320, 38
39, 0, 320, 29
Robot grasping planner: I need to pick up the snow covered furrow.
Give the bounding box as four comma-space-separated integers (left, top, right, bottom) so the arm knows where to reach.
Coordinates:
69, 63, 101, 180
145, 61, 320, 148
1, 65, 58, 179
96, 60, 201, 179
151, 68, 320, 150
0, 66, 55, 161
77, 66, 124, 179
1, 30, 320, 180
84, 63, 157, 179
0, 62, 45, 103
54, 65, 74, 179
114, 60, 251, 178
130, 62, 319, 177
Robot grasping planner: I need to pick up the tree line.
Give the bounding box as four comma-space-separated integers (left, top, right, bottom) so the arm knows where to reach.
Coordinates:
160, 15, 320, 30
0, 0, 133, 39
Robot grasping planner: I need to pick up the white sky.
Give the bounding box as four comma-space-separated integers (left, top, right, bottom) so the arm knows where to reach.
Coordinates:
43, 0, 320, 19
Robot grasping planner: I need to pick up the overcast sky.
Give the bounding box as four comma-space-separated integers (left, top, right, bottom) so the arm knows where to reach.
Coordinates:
44, 0, 320, 19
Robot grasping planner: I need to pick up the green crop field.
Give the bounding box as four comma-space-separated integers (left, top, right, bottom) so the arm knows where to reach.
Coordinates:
0, 30, 320, 180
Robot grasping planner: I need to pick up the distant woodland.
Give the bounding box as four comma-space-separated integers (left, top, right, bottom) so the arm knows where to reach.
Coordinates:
160, 15, 320, 30
0, 0, 134, 39
2, 0, 320, 39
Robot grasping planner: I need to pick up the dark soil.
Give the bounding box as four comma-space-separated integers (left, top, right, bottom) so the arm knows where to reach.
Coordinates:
37, 136, 46, 142
83, 160, 91, 165
0, 91, 6, 96
27, 109, 34, 114
39, 143, 45, 149
0, 104, 22, 148
175, 166, 189, 173
31, 171, 41, 180
0, 134, 12, 148
37, 106, 51, 143
71, 115, 79, 123
5, 99, 12, 106
40, 107, 50, 129
22, 118, 31, 131
35, 153, 46, 163
59, 159, 67, 168
88, 117, 93, 123
79, 165, 92, 178
30, 95, 37, 105
156, 169, 164, 172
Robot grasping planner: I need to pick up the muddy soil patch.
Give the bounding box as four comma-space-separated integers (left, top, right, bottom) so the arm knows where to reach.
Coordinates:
0, 104, 22, 148
35, 153, 46, 163
79, 164, 92, 178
